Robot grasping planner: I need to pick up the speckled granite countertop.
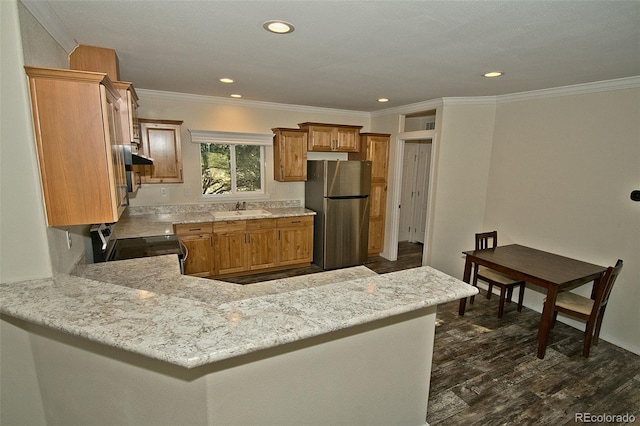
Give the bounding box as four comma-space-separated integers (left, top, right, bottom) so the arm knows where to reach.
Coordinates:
0, 254, 477, 369
115, 207, 315, 239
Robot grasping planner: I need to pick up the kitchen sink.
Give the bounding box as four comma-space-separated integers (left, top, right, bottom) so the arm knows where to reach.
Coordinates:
214, 209, 272, 219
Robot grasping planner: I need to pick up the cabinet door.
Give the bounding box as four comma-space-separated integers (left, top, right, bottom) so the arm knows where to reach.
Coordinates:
277, 218, 313, 266
25, 67, 126, 226
366, 135, 390, 182
368, 217, 385, 255
369, 182, 387, 220
307, 127, 335, 151
215, 230, 247, 275
248, 228, 278, 270
273, 129, 307, 181
104, 91, 128, 214
139, 119, 183, 183
335, 127, 360, 152
180, 234, 214, 277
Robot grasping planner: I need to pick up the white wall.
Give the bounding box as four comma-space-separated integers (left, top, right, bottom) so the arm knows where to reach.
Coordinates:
130, 92, 370, 206
485, 88, 640, 353
427, 102, 497, 272
0, 0, 52, 282
373, 87, 639, 355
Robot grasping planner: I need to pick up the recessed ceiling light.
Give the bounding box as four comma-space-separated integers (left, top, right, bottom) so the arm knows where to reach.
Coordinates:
263, 20, 295, 34
378, 98, 390, 103
483, 71, 504, 78
219, 78, 234, 84
230, 94, 242, 98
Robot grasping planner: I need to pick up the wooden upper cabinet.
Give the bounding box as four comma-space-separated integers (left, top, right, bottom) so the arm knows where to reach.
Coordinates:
24, 66, 127, 226
272, 128, 308, 181
138, 119, 184, 183
298, 123, 362, 152
69, 45, 120, 82
365, 134, 390, 182
112, 82, 139, 147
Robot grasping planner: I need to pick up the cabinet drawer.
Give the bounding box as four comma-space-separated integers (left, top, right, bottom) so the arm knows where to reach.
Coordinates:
247, 218, 277, 230
214, 220, 247, 233
174, 222, 213, 235
276, 216, 313, 228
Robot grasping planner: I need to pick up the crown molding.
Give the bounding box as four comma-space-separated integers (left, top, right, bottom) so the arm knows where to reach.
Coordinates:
21, 0, 77, 53
441, 96, 497, 106
373, 76, 640, 116
495, 76, 640, 103
370, 98, 443, 118
136, 89, 370, 118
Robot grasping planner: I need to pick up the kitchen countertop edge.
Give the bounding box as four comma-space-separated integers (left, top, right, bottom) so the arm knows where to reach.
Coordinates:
0, 266, 477, 369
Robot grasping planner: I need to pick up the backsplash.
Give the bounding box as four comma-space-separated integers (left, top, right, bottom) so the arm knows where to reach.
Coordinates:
126, 200, 302, 216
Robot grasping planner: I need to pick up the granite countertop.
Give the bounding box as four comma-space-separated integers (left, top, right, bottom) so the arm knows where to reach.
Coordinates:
116, 206, 315, 239
0, 254, 477, 369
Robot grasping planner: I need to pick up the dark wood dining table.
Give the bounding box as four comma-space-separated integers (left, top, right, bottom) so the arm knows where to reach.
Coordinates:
458, 244, 606, 359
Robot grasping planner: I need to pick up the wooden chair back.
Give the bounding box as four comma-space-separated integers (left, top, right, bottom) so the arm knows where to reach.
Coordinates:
593, 259, 623, 315
476, 231, 498, 250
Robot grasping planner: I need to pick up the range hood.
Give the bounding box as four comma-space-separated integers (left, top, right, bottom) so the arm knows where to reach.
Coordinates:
124, 145, 153, 165
123, 145, 152, 192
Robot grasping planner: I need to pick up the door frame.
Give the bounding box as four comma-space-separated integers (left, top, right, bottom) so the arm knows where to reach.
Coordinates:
386, 130, 438, 264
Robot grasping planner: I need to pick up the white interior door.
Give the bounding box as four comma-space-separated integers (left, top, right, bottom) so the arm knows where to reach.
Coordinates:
399, 143, 418, 241
412, 144, 431, 243
398, 140, 432, 244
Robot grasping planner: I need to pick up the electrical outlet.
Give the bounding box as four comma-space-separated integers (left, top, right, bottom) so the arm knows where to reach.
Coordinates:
160, 187, 167, 197
66, 230, 72, 249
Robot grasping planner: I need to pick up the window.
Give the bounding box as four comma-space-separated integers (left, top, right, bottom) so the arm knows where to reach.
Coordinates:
200, 143, 264, 195
190, 130, 272, 198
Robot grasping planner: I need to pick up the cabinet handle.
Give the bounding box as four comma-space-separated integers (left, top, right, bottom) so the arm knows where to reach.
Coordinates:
280, 167, 284, 180
291, 220, 301, 224
278, 230, 281, 240
189, 228, 201, 231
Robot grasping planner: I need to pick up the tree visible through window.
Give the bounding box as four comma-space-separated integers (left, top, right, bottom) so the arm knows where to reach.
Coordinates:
201, 143, 263, 195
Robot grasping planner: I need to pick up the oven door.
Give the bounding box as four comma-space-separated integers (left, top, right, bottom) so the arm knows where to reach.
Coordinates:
108, 235, 186, 273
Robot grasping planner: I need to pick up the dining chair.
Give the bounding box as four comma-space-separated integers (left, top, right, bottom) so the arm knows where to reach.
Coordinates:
470, 231, 526, 318
548, 259, 623, 357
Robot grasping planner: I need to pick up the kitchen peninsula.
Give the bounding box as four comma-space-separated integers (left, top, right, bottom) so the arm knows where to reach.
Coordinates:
1, 207, 477, 425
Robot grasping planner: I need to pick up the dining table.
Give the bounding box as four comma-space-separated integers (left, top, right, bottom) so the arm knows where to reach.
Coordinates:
457, 244, 607, 359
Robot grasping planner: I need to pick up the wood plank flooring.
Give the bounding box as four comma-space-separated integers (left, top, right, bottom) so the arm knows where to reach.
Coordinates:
429, 289, 640, 425
221, 242, 640, 424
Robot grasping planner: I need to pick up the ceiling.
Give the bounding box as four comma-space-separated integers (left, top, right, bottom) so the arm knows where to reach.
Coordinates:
22, 0, 640, 112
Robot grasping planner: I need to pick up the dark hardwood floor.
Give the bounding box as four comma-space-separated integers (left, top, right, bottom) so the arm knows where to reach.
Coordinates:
221, 242, 640, 425
429, 291, 640, 425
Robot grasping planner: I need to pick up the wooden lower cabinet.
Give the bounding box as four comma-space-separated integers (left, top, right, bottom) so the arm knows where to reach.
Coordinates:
174, 223, 214, 277
277, 216, 313, 266
180, 234, 214, 277
246, 219, 278, 271
368, 217, 385, 255
209, 216, 313, 278
213, 221, 248, 276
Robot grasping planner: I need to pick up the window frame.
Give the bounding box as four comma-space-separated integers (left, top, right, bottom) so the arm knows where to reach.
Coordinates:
190, 130, 272, 201
200, 142, 265, 198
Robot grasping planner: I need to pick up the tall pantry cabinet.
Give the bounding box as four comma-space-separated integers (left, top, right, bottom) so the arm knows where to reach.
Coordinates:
24, 67, 128, 226
349, 133, 390, 256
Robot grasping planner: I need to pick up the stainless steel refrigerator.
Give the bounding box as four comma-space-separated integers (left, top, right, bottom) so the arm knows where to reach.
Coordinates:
305, 160, 372, 270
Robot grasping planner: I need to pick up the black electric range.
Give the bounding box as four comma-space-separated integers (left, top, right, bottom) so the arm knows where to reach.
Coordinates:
90, 223, 186, 272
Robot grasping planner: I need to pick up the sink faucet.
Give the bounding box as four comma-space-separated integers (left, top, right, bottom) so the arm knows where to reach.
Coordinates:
235, 201, 246, 211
